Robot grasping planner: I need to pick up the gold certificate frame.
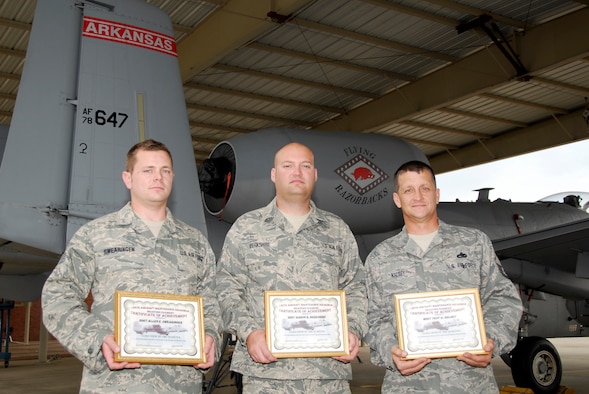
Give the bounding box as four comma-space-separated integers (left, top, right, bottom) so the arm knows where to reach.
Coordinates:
394, 288, 487, 359
264, 290, 349, 358
114, 290, 205, 365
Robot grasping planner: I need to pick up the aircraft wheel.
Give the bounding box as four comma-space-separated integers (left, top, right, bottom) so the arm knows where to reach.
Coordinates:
510, 336, 562, 393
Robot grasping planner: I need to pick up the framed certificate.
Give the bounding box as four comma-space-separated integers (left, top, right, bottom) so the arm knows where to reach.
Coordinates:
394, 288, 488, 359
264, 290, 349, 358
114, 291, 206, 365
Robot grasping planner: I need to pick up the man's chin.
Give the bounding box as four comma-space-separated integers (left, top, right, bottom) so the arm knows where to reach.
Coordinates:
147, 193, 170, 202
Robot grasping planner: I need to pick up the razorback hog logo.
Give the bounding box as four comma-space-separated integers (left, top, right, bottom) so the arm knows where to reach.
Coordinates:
353, 167, 374, 180
335, 154, 389, 195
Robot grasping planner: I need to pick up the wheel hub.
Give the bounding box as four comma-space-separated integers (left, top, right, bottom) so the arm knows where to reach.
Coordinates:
533, 350, 556, 386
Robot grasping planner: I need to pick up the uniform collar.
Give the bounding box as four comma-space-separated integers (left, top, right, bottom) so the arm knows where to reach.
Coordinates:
262, 197, 327, 230
117, 202, 177, 233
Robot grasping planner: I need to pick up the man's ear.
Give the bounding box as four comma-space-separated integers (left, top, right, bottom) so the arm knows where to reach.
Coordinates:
270, 168, 276, 184
122, 171, 132, 190
393, 192, 402, 209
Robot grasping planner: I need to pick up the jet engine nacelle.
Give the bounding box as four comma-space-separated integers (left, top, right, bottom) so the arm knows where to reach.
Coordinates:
199, 128, 427, 234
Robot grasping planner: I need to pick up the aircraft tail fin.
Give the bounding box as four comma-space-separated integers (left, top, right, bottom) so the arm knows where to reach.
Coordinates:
0, 0, 80, 254
66, 0, 206, 240
0, 0, 206, 257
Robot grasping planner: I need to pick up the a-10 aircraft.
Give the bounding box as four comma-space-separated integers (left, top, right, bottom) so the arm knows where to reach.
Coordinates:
1, 1, 588, 393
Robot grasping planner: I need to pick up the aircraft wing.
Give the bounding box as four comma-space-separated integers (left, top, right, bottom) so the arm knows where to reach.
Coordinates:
493, 218, 589, 300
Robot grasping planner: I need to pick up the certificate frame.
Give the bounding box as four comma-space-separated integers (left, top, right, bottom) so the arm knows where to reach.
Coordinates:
114, 290, 206, 365
394, 288, 487, 359
264, 290, 349, 358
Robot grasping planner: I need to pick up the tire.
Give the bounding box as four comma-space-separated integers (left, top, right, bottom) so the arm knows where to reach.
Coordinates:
510, 336, 562, 393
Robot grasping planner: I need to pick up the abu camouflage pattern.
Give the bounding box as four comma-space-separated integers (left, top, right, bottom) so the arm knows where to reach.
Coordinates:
364, 220, 523, 393
242, 374, 352, 393
42, 203, 222, 393
216, 198, 367, 381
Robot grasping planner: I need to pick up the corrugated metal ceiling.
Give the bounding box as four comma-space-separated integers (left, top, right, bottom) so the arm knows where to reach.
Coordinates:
0, 0, 588, 173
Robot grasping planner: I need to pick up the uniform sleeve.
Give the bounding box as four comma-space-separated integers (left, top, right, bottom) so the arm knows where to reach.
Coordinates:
216, 223, 261, 342
41, 226, 112, 373
478, 232, 523, 356
338, 226, 368, 339
364, 247, 397, 369
195, 236, 224, 362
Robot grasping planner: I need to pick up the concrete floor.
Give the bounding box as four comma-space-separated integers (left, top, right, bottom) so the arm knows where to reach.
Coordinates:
1, 337, 587, 393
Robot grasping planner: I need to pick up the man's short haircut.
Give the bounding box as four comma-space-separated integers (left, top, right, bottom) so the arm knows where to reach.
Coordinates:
126, 139, 173, 172
393, 160, 436, 191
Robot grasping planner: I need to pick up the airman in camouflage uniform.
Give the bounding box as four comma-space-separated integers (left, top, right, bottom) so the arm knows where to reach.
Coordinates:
364, 160, 522, 393
216, 142, 367, 394
42, 140, 222, 393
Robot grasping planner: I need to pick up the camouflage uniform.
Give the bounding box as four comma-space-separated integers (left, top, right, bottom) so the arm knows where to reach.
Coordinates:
42, 202, 222, 394
216, 198, 367, 389
364, 220, 522, 393
242, 375, 351, 393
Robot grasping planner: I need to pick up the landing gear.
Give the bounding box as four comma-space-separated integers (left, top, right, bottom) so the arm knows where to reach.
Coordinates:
510, 336, 562, 393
